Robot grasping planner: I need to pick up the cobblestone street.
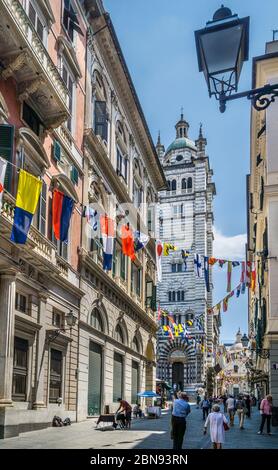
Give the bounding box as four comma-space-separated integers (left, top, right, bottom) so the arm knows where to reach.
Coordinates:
0, 405, 277, 450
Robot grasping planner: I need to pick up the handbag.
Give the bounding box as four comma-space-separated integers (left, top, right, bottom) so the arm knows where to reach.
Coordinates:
223, 421, 230, 431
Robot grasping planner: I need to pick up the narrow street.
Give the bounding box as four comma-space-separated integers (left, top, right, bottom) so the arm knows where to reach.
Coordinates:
0, 406, 277, 450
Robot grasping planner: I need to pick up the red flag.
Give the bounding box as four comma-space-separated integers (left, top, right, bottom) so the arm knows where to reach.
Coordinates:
121, 224, 135, 261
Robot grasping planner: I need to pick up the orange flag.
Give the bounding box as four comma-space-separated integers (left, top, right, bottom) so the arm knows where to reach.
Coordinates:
121, 224, 136, 261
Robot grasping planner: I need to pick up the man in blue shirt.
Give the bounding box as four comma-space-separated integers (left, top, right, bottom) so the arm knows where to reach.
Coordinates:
171, 392, 191, 450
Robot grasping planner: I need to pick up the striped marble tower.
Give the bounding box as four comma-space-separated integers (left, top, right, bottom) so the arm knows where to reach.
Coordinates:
156, 117, 216, 399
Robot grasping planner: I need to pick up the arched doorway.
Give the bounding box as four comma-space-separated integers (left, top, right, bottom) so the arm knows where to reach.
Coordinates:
172, 362, 184, 392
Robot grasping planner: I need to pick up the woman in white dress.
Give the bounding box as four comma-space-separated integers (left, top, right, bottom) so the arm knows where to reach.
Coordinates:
204, 404, 228, 449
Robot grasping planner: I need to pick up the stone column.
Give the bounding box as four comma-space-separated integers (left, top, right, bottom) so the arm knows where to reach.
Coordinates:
0, 272, 17, 407
32, 294, 47, 409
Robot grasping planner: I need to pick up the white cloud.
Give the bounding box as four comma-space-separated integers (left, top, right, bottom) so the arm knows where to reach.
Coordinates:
213, 227, 247, 260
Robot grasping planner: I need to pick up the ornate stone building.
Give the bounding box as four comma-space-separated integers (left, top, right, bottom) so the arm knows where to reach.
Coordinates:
156, 115, 216, 397
0, 0, 165, 437
247, 39, 278, 424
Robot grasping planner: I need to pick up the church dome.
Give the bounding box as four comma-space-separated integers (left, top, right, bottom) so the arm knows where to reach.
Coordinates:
166, 137, 197, 154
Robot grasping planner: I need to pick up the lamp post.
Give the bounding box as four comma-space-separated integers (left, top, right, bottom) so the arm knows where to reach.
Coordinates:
195, 5, 278, 112
47, 309, 78, 343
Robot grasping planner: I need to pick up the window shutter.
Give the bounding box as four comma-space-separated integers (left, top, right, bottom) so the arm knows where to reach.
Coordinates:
53, 141, 61, 162
28, 2, 36, 27
113, 353, 123, 402
131, 361, 139, 403
70, 165, 79, 185
0, 124, 14, 191
37, 17, 44, 42
150, 284, 157, 311
39, 181, 47, 236
94, 101, 108, 141
124, 158, 128, 181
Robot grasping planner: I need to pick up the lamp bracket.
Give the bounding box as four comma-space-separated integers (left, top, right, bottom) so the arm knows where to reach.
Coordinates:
218, 83, 278, 113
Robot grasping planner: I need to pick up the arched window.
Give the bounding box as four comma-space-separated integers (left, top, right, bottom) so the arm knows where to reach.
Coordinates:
172, 291, 176, 302
132, 336, 140, 353
171, 180, 177, 191
168, 291, 172, 302
182, 178, 187, 191
90, 308, 104, 332
115, 324, 124, 343
167, 180, 171, 190
181, 291, 185, 302
177, 291, 181, 302
187, 177, 192, 192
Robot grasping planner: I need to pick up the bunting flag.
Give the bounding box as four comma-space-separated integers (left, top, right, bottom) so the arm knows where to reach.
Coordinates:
52, 189, 74, 242
194, 253, 203, 277
156, 240, 163, 283
218, 259, 227, 268
100, 214, 115, 271
157, 304, 161, 322
181, 249, 190, 270
251, 268, 256, 292
121, 223, 136, 261
85, 206, 99, 232
204, 256, 210, 292
163, 243, 177, 256
11, 170, 42, 244
195, 317, 204, 332
246, 261, 252, 287
0, 158, 7, 211
240, 261, 246, 291
236, 284, 241, 298
227, 261, 232, 292
187, 319, 193, 326
223, 296, 229, 312
232, 261, 240, 267
209, 257, 218, 266
134, 230, 150, 252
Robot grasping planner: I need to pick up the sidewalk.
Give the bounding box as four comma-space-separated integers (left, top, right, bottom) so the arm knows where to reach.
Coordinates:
0, 405, 277, 449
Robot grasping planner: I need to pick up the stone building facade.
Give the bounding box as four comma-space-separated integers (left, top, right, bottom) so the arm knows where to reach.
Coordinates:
156, 116, 216, 397
247, 39, 278, 424
0, 0, 165, 437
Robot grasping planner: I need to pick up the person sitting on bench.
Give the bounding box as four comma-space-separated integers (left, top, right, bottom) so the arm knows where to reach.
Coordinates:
133, 403, 143, 418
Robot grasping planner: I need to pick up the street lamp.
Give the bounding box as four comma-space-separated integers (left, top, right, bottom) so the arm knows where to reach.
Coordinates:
241, 333, 249, 348
195, 5, 278, 112
47, 309, 78, 342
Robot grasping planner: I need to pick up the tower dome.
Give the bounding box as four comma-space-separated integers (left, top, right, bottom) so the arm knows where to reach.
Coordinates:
165, 112, 197, 154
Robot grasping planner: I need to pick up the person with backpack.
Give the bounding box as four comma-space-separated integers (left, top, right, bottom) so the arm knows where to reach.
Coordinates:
226, 395, 236, 426
201, 396, 210, 420
235, 395, 247, 429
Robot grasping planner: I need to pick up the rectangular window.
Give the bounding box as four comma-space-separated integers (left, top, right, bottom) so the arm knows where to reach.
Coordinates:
34, 180, 47, 236
145, 281, 153, 307
49, 349, 63, 403
177, 264, 182, 273
62, 65, 74, 132
23, 102, 43, 137
12, 337, 28, 401
94, 101, 108, 142
177, 291, 181, 302
168, 291, 172, 302
113, 352, 123, 402
53, 140, 61, 162
15, 292, 27, 313
70, 165, 79, 185
120, 252, 126, 280
28, 0, 45, 43
0, 124, 14, 192
172, 264, 176, 273
63, 0, 83, 42
52, 311, 63, 328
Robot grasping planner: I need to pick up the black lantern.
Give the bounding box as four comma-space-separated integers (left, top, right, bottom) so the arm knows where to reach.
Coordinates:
195, 5, 278, 112
195, 5, 249, 107
241, 333, 249, 348
65, 309, 78, 328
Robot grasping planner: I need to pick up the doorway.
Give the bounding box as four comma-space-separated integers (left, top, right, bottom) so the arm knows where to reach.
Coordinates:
88, 341, 102, 415
172, 362, 184, 391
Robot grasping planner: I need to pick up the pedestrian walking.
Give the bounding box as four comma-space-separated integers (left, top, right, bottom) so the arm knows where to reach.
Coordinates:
201, 396, 210, 420
222, 394, 228, 413
171, 392, 191, 450
258, 395, 273, 435
204, 404, 229, 449
245, 394, 251, 418
226, 395, 236, 426
235, 395, 247, 429
196, 393, 201, 409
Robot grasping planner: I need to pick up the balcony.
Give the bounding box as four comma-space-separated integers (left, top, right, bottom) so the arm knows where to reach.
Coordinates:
0, 0, 69, 129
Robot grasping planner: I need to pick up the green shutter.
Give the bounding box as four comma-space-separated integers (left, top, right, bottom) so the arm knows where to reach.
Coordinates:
88, 342, 102, 415
70, 165, 78, 185
0, 124, 14, 191
131, 361, 139, 404
53, 140, 61, 162
150, 285, 157, 311
113, 353, 123, 402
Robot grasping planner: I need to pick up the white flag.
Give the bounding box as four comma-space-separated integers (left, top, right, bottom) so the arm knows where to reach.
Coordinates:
0, 158, 7, 210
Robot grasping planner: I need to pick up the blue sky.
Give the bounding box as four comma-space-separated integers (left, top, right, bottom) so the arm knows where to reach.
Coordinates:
104, 0, 277, 341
